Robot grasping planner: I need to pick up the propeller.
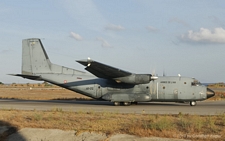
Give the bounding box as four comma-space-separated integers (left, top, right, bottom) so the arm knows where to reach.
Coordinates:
151, 76, 158, 80
151, 69, 158, 80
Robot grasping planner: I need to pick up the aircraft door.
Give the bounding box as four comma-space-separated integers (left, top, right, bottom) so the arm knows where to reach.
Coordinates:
95, 84, 102, 98
149, 81, 158, 99
149, 81, 156, 94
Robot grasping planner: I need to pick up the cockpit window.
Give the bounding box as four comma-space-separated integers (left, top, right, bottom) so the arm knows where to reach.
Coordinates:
191, 79, 201, 86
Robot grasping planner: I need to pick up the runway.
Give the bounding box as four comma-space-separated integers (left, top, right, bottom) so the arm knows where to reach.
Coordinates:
0, 99, 224, 115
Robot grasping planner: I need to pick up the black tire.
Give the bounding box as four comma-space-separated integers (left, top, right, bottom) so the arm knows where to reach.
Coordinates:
114, 102, 120, 106
123, 102, 131, 106
190, 101, 197, 106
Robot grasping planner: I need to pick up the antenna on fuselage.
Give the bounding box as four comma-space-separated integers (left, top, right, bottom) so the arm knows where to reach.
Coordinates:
163, 70, 166, 76
178, 74, 181, 80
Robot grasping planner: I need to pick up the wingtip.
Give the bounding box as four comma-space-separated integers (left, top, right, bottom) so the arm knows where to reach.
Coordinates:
76, 58, 93, 62
76, 58, 94, 66
76, 59, 90, 66
76, 59, 87, 64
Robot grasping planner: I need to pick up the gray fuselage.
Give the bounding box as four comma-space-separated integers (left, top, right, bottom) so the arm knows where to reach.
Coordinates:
39, 73, 207, 103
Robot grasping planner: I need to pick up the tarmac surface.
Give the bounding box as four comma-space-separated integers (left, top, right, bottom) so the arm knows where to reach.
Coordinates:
0, 99, 225, 115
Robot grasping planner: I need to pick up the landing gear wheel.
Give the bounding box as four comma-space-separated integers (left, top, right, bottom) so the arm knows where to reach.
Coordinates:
123, 102, 131, 106
114, 102, 120, 106
190, 101, 197, 106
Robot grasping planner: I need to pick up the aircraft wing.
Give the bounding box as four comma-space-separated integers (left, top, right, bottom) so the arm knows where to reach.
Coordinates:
77, 59, 154, 84
76, 59, 132, 79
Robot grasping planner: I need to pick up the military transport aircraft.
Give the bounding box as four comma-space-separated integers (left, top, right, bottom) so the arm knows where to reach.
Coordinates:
11, 38, 215, 106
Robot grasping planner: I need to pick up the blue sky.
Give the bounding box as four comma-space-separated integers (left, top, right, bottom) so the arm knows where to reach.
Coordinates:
0, 0, 225, 83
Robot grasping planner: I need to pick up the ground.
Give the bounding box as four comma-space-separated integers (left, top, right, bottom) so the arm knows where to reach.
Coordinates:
0, 84, 224, 141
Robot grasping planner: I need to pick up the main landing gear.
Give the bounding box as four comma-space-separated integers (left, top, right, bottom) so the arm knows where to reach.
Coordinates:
114, 101, 198, 106
190, 101, 197, 106
114, 102, 120, 106
114, 102, 137, 106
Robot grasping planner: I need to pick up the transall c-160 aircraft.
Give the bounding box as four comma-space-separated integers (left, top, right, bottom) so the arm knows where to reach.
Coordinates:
11, 38, 215, 106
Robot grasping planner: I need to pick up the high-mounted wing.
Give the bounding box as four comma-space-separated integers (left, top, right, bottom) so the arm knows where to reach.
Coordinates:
77, 59, 154, 84
76, 59, 132, 79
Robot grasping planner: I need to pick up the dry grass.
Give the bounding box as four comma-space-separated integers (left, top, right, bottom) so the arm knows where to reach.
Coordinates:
0, 109, 225, 140
209, 91, 225, 101
0, 87, 91, 100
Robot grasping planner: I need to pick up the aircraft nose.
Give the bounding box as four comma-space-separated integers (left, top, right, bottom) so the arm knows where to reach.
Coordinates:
207, 88, 215, 99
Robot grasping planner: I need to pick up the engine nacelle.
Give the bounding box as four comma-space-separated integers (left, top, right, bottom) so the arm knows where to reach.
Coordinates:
114, 74, 152, 84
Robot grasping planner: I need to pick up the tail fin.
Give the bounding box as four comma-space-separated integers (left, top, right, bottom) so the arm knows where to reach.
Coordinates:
22, 38, 52, 75
21, 38, 85, 77
10, 38, 86, 82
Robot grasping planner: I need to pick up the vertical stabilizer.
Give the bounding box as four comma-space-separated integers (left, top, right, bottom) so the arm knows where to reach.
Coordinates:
22, 38, 52, 75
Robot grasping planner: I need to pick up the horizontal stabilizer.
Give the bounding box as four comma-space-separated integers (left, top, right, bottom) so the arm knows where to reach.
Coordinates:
8, 74, 42, 80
